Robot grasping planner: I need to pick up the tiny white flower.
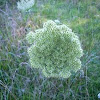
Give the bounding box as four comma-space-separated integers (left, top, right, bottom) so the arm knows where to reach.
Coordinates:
54, 19, 61, 24
79, 70, 84, 78
98, 93, 100, 99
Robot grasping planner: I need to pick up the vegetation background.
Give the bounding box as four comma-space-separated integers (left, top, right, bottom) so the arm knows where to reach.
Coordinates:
0, 0, 100, 100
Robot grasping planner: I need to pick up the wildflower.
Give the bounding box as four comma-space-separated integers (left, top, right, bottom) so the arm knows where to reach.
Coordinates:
17, 0, 35, 11
54, 19, 61, 24
98, 93, 100, 99
26, 20, 83, 78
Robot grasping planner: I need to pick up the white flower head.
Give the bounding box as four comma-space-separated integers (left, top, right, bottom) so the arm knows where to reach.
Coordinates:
17, 0, 35, 11
26, 20, 83, 78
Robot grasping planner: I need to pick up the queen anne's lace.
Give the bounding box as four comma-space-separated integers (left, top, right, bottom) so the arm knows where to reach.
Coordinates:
26, 20, 83, 78
17, 0, 35, 11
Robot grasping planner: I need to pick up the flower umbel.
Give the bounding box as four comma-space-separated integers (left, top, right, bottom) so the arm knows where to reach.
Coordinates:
26, 20, 83, 78
17, 0, 35, 11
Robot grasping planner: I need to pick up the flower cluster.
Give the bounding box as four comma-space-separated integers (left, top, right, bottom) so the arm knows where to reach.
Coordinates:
17, 0, 35, 11
26, 20, 83, 78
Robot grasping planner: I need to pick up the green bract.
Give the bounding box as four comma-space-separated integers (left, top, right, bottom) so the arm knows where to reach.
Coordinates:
26, 20, 83, 78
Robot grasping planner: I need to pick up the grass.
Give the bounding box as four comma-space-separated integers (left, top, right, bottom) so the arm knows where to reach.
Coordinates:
0, 0, 100, 100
